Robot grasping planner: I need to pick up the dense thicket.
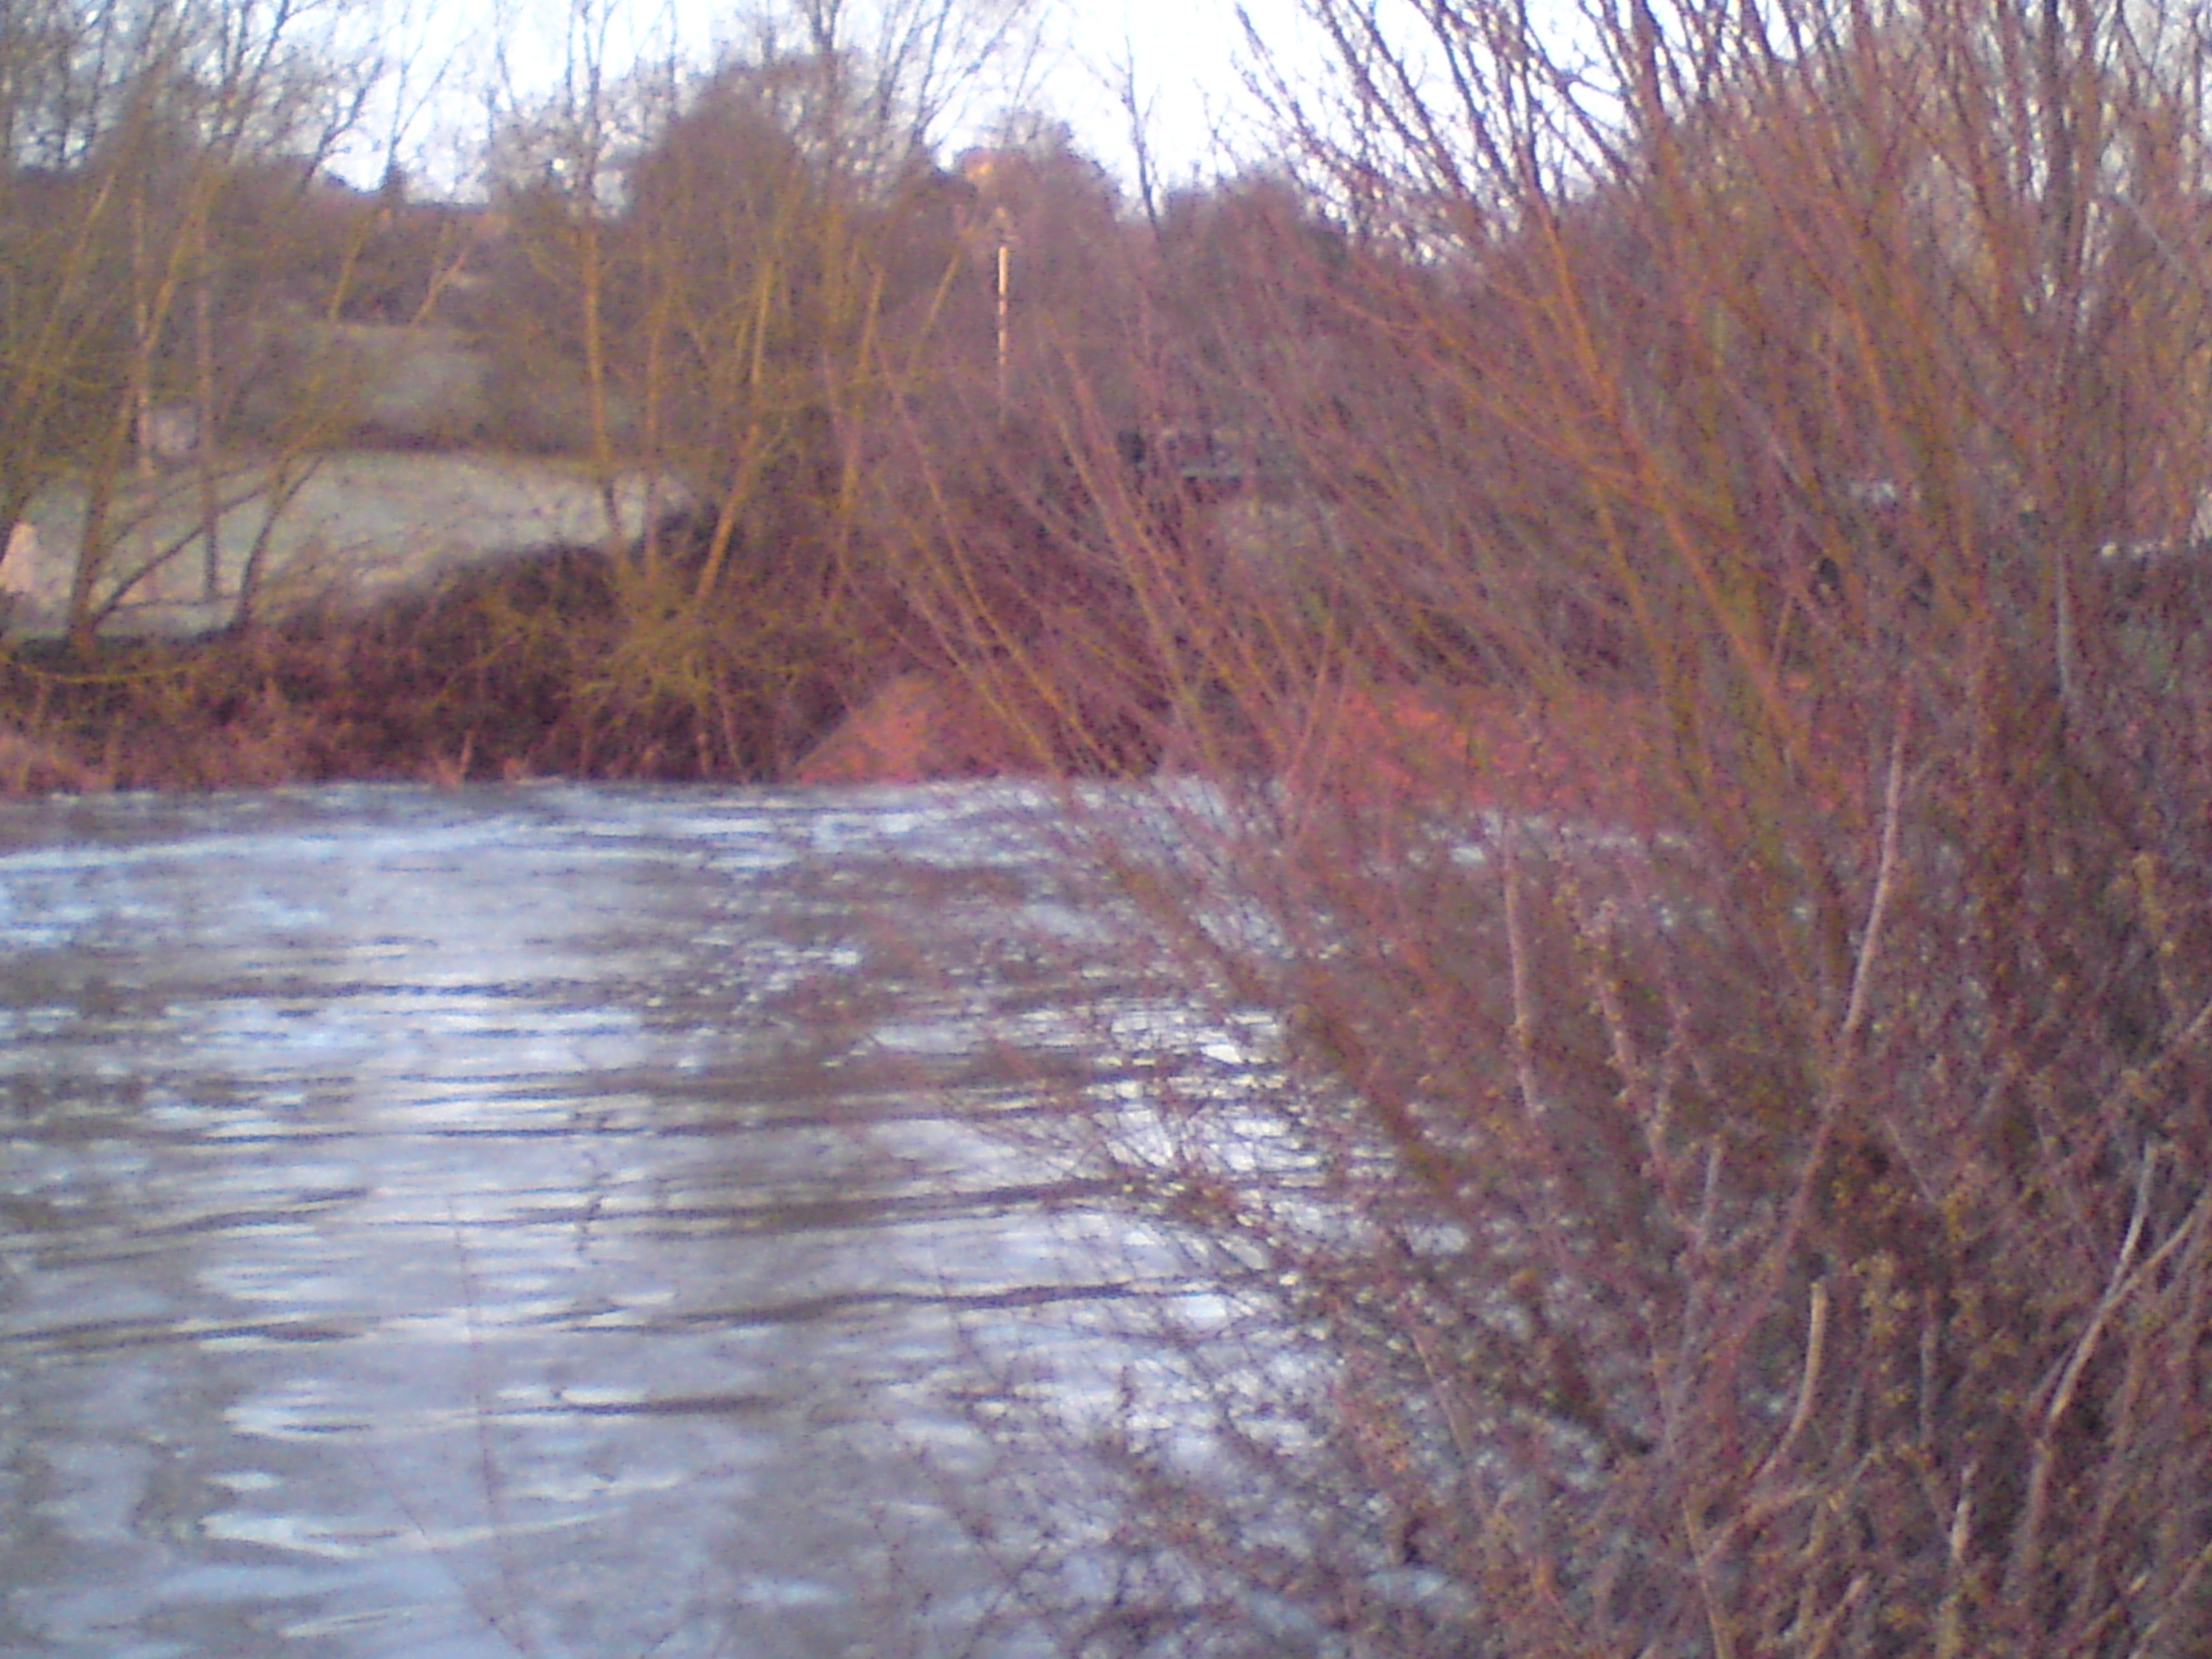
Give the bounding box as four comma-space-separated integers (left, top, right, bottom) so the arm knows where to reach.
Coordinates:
901, 2, 2212, 1653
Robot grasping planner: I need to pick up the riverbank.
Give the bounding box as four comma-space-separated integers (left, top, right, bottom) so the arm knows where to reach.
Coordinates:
0, 612, 1683, 840
0, 557, 788, 793
0, 483, 1686, 821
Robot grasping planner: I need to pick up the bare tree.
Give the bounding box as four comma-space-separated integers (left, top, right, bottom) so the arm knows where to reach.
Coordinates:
470, 0, 1053, 773
0, 0, 392, 652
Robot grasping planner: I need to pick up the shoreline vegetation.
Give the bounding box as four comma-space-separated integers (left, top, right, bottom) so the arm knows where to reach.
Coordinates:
9, 0, 2212, 1651
0, 616, 1679, 813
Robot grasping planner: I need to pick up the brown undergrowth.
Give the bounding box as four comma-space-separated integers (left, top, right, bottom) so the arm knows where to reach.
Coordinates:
0, 544, 888, 792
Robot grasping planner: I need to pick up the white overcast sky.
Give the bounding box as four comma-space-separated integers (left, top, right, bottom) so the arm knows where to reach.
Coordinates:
1029, 0, 1306, 186
356, 0, 1316, 195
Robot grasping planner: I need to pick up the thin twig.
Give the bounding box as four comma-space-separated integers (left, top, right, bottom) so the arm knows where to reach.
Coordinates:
2007, 1154, 2211, 1602
1502, 846, 1545, 1124
1755, 1277, 1830, 1482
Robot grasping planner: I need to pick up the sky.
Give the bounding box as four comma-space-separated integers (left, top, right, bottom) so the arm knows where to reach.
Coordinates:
1026, 0, 1302, 188
355, 0, 1315, 196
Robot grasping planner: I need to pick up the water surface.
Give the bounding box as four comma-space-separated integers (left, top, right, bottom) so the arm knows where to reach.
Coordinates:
0, 782, 1223, 1659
